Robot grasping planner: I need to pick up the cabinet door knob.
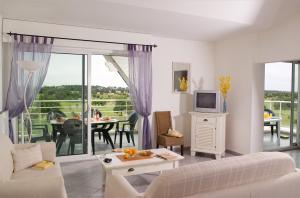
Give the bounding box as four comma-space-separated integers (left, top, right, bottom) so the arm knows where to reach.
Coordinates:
203, 119, 208, 121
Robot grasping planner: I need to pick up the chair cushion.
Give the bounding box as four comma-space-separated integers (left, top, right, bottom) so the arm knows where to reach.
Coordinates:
145, 152, 296, 198
157, 134, 184, 146
13, 144, 43, 172
0, 134, 14, 182
165, 129, 183, 138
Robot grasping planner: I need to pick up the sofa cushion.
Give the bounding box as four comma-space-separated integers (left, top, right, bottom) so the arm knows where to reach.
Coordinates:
145, 152, 296, 198
12, 162, 63, 180
13, 144, 43, 172
0, 134, 14, 182
14, 142, 56, 162
0, 175, 67, 198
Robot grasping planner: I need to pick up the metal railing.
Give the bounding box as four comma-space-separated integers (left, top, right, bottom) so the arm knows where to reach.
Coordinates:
27, 98, 133, 123
264, 100, 297, 118
18, 98, 133, 141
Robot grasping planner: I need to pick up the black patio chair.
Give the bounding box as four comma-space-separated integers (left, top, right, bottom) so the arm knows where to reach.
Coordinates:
24, 117, 50, 143
47, 109, 67, 121
63, 119, 87, 155
114, 112, 139, 148
47, 109, 67, 145
264, 108, 278, 136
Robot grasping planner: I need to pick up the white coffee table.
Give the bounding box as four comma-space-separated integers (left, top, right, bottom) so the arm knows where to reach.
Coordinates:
98, 148, 184, 186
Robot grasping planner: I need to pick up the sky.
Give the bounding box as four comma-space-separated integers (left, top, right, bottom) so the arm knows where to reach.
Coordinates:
43, 54, 127, 87
265, 62, 298, 91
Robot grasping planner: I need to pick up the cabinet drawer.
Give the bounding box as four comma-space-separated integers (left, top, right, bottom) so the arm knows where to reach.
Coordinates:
196, 117, 217, 126
111, 163, 173, 176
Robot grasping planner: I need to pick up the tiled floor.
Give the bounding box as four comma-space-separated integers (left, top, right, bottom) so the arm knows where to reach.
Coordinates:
263, 130, 296, 150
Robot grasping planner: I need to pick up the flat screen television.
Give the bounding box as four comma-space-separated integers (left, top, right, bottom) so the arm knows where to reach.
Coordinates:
193, 90, 221, 113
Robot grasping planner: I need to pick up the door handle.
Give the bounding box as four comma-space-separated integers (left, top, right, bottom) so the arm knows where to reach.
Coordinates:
128, 168, 135, 172
203, 119, 208, 122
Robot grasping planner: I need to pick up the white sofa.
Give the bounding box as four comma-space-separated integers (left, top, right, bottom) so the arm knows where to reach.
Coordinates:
105, 152, 300, 198
0, 133, 68, 198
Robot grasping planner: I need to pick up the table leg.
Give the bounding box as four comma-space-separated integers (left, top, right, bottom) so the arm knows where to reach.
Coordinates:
119, 131, 123, 148
92, 132, 95, 155
173, 161, 179, 168
277, 121, 281, 146
103, 131, 115, 149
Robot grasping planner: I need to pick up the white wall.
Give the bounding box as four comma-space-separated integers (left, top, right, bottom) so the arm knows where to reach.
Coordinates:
0, 16, 3, 111
152, 37, 215, 146
215, 13, 300, 154
2, 19, 216, 147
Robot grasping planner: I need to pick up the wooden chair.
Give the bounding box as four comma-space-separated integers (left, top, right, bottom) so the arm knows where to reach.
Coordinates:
155, 111, 184, 155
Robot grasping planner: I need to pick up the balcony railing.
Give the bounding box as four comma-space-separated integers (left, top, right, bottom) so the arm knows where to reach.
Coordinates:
27, 98, 133, 123
18, 99, 133, 141
264, 100, 298, 130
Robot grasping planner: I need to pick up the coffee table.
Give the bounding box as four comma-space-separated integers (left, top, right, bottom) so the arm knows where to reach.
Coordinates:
98, 148, 184, 186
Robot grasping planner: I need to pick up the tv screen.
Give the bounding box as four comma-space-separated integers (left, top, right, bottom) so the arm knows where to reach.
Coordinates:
196, 93, 216, 108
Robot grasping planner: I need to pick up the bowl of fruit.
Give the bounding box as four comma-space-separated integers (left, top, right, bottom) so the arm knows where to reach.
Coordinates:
123, 148, 138, 159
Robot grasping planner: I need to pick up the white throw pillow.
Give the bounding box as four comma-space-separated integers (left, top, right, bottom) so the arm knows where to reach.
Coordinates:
166, 128, 183, 138
13, 144, 43, 172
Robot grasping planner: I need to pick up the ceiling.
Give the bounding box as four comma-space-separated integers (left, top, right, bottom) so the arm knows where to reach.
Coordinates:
0, 0, 299, 41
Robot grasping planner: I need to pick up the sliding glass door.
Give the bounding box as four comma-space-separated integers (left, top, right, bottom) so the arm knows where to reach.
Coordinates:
18, 53, 88, 156
90, 54, 136, 155
17, 51, 136, 157
264, 61, 300, 150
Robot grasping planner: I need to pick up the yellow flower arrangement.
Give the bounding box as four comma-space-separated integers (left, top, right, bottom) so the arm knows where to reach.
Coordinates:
178, 77, 188, 91
219, 75, 231, 98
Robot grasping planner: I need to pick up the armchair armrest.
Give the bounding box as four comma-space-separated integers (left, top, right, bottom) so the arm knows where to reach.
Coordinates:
105, 175, 144, 198
14, 142, 56, 162
0, 176, 67, 198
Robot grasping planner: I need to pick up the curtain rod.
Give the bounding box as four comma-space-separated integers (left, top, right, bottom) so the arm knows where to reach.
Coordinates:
6, 32, 158, 48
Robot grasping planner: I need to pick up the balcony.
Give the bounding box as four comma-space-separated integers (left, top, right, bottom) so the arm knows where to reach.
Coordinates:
264, 100, 297, 150
18, 98, 137, 155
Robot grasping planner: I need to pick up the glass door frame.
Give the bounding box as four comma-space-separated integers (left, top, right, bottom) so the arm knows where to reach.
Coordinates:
51, 47, 128, 158
264, 61, 300, 151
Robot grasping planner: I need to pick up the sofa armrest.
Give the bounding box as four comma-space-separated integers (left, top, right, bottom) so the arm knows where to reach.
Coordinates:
14, 142, 56, 162
105, 175, 144, 198
0, 176, 67, 198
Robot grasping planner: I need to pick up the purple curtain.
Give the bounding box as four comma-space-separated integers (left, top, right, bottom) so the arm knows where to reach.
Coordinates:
4, 35, 54, 142
127, 44, 152, 149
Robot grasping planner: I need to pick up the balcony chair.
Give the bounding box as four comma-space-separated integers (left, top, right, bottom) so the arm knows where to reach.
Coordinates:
63, 119, 87, 155
47, 110, 67, 154
114, 112, 138, 148
47, 109, 67, 120
264, 108, 278, 136
24, 116, 50, 143
155, 111, 184, 155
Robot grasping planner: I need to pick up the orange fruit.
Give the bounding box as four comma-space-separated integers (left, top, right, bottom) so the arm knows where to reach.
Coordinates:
123, 148, 130, 154
124, 153, 130, 159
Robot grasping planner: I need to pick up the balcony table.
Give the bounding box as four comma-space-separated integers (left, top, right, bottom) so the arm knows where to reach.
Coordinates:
264, 116, 281, 145
50, 118, 118, 154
